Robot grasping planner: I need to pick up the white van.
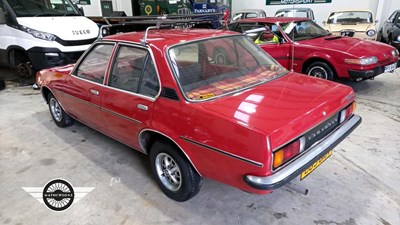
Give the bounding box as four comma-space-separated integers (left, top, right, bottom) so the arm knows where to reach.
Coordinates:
0, 0, 99, 77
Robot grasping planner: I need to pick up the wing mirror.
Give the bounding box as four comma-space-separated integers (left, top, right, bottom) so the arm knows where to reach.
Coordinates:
245, 32, 259, 39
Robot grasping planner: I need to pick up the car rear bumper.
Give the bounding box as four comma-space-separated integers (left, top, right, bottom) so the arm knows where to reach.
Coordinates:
244, 115, 362, 190
348, 61, 399, 81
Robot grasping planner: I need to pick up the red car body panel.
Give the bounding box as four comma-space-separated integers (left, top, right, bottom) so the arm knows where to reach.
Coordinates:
36, 29, 361, 196
234, 17, 399, 80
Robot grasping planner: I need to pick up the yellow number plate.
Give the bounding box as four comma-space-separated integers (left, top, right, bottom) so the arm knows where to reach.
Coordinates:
300, 150, 333, 180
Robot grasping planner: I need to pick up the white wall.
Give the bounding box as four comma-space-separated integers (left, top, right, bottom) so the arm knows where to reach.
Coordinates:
78, 0, 133, 16
79, 0, 398, 22
79, 1, 101, 16
379, 0, 398, 21
112, 0, 133, 16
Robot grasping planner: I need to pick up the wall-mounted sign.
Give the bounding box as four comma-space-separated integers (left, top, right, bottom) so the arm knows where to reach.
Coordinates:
266, 0, 332, 5
79, 0, 91, 5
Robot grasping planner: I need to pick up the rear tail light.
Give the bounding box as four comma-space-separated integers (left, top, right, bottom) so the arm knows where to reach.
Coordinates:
273, 137, 305, 170
340, 101, 356, 123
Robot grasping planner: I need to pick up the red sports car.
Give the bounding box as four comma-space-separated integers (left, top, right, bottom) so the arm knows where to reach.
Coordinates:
225, 17, 399, 81
36, 28, 361, 201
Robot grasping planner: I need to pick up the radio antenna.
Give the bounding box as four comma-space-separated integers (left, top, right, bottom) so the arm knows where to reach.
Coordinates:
290, 4, 295, 72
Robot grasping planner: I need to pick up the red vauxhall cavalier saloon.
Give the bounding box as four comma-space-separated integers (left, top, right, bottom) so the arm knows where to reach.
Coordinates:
36, 28, 361, 201
226, 17, 399, 81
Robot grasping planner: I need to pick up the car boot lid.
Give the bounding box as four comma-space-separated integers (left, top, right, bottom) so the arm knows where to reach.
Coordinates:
196, 72, 355, 149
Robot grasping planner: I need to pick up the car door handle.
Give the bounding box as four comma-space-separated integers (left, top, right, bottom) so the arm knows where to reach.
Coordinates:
137, 104, 148, 111
90, 89, 99, 95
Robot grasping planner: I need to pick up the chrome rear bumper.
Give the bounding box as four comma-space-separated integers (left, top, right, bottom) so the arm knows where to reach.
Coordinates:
244, 115, 362, 190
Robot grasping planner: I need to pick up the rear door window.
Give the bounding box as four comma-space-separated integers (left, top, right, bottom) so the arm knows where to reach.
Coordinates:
109, 45, 160, 97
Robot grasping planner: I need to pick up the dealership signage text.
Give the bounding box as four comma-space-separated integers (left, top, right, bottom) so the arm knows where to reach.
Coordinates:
266, 0, 332, 5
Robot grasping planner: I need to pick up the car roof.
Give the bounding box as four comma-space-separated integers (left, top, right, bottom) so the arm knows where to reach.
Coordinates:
235, 9, 266, 14
239, 17, 309, 23
329, 10, 373, 13
103, 29, 239, 48
276, 8, 312, 12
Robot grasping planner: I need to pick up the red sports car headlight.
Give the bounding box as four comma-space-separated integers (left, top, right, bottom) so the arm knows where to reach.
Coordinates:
345, 56, 378, 66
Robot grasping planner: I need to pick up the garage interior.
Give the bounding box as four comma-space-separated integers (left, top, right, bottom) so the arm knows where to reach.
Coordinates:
1, 0, 400, 224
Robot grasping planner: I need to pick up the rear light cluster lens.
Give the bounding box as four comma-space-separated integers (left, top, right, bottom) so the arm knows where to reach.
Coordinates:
273, 137, 305, 170
340, 101, 356, 123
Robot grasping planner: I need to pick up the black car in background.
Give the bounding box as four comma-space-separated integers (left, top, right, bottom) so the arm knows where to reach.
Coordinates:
379, 10, 400, 50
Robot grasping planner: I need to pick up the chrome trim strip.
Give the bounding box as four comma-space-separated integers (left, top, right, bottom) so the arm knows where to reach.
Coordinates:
180, 136, 264, 168
245, 115, 362, 189
101, 107, 141, 124
63, 92, 142, 124
63, 92, 100, 109
101, 84, 156, 102
66, 112, 145, 154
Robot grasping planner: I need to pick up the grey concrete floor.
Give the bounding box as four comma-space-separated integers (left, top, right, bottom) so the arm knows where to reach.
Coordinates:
0, 67, 399, 225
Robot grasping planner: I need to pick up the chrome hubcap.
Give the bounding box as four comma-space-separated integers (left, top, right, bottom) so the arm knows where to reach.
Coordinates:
155, 153, 182, 192
308, 66, 328, 79
50, 98, 62, 122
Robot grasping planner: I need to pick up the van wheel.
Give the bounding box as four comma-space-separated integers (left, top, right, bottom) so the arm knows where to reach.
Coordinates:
149, 141, 202, 202
47, 93, 74, 128
16, 61, 34, 78
306, 62, 334, 80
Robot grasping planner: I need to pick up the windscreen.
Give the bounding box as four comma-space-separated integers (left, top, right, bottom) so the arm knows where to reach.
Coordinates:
168, 35, 287, 101
7, 0, 80, 17
280, 20, 330, 41
276, 10, 308, 18
327, 11, 373, 24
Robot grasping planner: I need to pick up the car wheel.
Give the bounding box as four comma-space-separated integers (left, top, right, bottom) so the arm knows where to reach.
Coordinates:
388, 35, 394, 46
47, 93, 74, 128
378, 30, 385, 43
213, 47, 229, 65
149, 141, 202, 202
306, 62, 334, 80
0, 78, 5, 91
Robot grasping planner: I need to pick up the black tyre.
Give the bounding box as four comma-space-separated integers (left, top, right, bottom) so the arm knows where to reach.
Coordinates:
213, 47, 230, 65
0, 79, 5, 91
47, 93, 74, 128
149, 141, 202, 202
388, 35, 394, 47
306, 62, 334, 80
378, 30, 385, 43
